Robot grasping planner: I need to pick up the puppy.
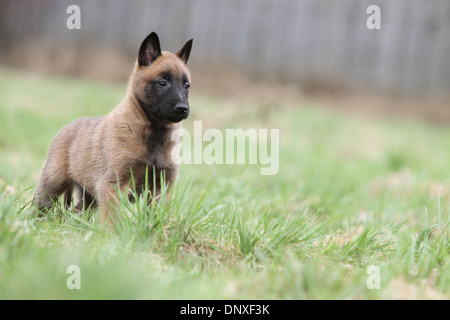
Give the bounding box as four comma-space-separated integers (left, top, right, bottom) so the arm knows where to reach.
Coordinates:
33, 32, 193, 225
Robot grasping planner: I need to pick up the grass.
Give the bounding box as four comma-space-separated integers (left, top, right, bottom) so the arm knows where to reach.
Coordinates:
1, 68, 450, 299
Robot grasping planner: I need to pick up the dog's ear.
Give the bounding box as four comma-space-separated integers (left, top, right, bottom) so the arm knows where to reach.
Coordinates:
138, 32, 162, 66
176, 39, 193, 64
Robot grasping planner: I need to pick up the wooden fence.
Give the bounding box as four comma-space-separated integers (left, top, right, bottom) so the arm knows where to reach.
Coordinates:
1, 0, 449, 98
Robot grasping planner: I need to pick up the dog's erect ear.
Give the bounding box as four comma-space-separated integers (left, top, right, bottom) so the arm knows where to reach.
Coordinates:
176, 39, 193, 64
138, 32, 162, 66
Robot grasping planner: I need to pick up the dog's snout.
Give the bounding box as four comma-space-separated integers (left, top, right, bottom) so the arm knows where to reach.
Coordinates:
175, 104, 189, 113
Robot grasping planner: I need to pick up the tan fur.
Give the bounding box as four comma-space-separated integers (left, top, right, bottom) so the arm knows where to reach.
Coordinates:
33, 48, 191, 226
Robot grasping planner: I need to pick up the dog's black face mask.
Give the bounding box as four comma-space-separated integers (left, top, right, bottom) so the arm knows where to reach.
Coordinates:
145, 70, 190, 123
135, 32, 193, 124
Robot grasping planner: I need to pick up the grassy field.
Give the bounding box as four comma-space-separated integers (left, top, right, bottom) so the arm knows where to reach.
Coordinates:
1, 68, 450, 300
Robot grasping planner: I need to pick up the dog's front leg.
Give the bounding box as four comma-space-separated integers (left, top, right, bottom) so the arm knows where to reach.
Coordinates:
98, 182, 128, 228
98, 185, 118, 228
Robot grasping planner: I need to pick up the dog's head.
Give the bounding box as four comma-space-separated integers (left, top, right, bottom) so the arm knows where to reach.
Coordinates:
132, 32, 193, 124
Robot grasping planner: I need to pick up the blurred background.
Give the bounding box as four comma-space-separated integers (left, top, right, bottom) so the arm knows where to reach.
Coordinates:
1, 0, 449, 110
3, 0, 450, 300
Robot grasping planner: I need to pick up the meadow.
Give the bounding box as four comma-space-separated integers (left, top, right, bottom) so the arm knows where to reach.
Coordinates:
0, 68, 449, 299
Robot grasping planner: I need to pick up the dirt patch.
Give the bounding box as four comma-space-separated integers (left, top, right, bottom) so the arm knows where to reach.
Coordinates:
386, 274, 447, 300
369, 169, 416, 197
2, 45, 450, 124
190, 63, 450, 125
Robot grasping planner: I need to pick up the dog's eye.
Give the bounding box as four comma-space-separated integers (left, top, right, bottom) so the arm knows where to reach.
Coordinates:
158, 80, 167, 87
184, 82, 190, 90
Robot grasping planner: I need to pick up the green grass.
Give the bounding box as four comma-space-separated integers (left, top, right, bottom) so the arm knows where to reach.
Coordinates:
1, 68, 450, 299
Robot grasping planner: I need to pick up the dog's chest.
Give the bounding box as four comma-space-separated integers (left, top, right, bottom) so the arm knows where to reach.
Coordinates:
143, 127, 177, 169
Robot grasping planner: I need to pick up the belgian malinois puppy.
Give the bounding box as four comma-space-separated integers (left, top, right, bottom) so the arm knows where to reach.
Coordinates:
33, 32, 193, 226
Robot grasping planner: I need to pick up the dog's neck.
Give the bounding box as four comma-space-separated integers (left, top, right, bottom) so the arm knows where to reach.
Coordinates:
114, 95, 180, 162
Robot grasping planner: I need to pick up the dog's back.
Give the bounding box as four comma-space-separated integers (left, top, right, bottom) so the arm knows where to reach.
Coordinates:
34, 116, 102, 210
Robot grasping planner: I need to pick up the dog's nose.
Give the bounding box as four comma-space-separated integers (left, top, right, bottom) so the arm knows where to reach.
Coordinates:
175, 105, 189, 113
